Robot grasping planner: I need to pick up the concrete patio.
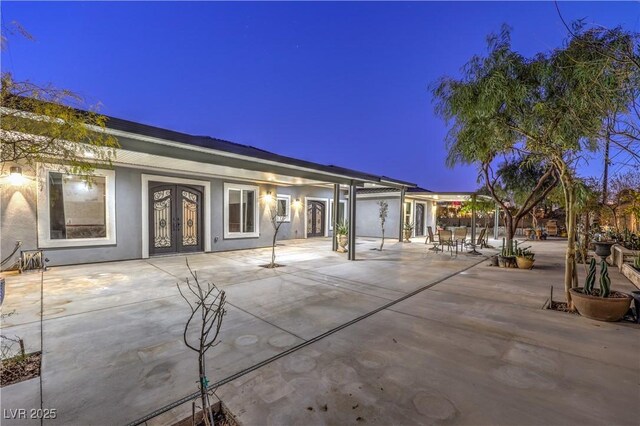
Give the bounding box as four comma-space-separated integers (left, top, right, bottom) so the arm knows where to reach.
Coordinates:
1, 238, 638, 425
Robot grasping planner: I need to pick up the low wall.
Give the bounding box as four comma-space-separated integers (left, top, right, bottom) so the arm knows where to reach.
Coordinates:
611, 245, 639, 271
621, 263, 640, 290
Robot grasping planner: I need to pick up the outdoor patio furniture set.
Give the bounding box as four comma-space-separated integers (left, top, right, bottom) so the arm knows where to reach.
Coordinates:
425, 226, 488, 256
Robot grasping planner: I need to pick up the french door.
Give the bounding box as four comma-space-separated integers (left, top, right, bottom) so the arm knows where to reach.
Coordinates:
415, 203, 425, 236
149, 183, 204, 255
307, 200, 326, 237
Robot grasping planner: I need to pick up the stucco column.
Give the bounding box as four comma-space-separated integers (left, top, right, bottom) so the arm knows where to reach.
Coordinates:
399, 187, 406, 242
348, 182, 357, 260
332, 183, 340, 251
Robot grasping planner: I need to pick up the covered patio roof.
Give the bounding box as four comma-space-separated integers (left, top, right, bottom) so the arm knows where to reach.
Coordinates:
103, 114, 417, 188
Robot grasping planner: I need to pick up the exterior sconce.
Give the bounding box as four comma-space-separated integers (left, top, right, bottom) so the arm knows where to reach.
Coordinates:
264, 191, 274, 203
7, 166, 27, 186
293, 198, 302, 209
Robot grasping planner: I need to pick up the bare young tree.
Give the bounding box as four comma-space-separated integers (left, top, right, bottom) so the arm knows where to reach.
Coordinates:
266, 195, 287, 268
378, 200, 389, 251
177, 261, 227, 426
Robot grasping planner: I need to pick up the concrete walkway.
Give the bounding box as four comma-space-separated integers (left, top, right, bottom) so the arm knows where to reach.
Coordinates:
1, 238, 638, 425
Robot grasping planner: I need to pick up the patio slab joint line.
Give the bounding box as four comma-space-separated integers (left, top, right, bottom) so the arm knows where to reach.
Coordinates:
125, 255, 488, 426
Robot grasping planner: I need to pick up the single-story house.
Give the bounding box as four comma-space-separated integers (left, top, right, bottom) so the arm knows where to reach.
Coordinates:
2, 112, 422, 269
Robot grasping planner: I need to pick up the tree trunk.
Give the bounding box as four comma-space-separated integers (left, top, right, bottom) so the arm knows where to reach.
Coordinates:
504, 214, 515, 255
199, 353, 209, 425
380, 228, 385, 251
557, 160, 578, 309
271, 232, 277, 267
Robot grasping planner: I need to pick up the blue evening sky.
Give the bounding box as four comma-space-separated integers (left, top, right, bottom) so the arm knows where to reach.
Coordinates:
1, 1, 638, 191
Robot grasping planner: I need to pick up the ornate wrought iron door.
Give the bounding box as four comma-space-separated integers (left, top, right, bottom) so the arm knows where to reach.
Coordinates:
415, 203, 425, 236
307, 200, 325, 237
149, 183, 204, 255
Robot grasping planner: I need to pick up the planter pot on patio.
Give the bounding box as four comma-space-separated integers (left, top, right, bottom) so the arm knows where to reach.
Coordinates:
336, 234, 348, 253
593, 241, 616, 261
515, 256, 535, 270
403, 230, 412, 242
569, 288, 632, 322
489, 255, 499, 267
173, 401, 238, 426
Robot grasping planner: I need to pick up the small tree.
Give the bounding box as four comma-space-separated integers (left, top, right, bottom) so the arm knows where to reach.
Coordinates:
266, 195, 287, 268
177, 261, 227, 426
602, 171, 640, 231
378, 200, 389, 251
1, 23, 118, 180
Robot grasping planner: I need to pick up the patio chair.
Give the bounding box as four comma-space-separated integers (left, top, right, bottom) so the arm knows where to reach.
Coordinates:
426, 226, 440, 251
438, 229, 455, 256
454, 227, 468, 251
476, 227, 488, 249
465, 228, 487, 254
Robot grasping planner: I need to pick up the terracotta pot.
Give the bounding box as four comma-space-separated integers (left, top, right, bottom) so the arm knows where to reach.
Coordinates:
569, 288, 632, 322
337, 234, 348, 253
403, 230, 412, 242
515, 256, 535, 270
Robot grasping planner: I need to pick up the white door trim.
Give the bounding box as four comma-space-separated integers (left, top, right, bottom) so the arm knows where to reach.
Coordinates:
142, 174, 212, 258
304, 197, 329, 238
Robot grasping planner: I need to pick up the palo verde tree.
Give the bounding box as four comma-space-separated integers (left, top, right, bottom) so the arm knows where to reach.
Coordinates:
432, 26, 558, 256
1, 22, 118, 179
433, 24, 638, 305
523, 26, 638, 305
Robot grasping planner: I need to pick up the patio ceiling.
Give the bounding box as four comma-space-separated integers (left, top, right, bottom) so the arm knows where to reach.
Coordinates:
411, 192, 494, 203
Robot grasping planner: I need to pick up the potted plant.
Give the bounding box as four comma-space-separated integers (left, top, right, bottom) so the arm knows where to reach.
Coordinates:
535, 226, 543, 240
403, 222, 414, 243
498, 238, 517, 268
515, 246, 535, 269
335, 221, 349, 253
570, 258, 632, 322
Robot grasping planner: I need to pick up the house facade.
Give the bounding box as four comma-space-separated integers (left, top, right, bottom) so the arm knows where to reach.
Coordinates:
1, 114, 416, 269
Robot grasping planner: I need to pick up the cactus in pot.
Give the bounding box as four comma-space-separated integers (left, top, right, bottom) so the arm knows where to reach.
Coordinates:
583, 258, 597, 295
599, 261, 611, 298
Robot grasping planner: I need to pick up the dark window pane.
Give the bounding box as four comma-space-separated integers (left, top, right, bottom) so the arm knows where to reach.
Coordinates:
49, 172, 106, 239
228, 189, 241, 232
243, 190, 255, 233
277, 199, 287, 217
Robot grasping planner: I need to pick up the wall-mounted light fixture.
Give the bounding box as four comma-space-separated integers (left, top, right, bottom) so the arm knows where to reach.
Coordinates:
7, 166, 28, 186
264, 191, 274, 203
292, 198, 302, 209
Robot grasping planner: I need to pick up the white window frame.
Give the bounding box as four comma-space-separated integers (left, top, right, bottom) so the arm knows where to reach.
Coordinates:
37, 167, 116, 248
276, 194, 291, 222
224, 182, 260, 239
329, 199, 347, 230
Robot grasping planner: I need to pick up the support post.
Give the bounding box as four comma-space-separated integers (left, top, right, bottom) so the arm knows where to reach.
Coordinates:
468, 194, 480, 255
348, 182, 357, 260
332, 183, 340, 251
470, 194, 477, 244
494, 203, 500, 240
399, 187, 406, 242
